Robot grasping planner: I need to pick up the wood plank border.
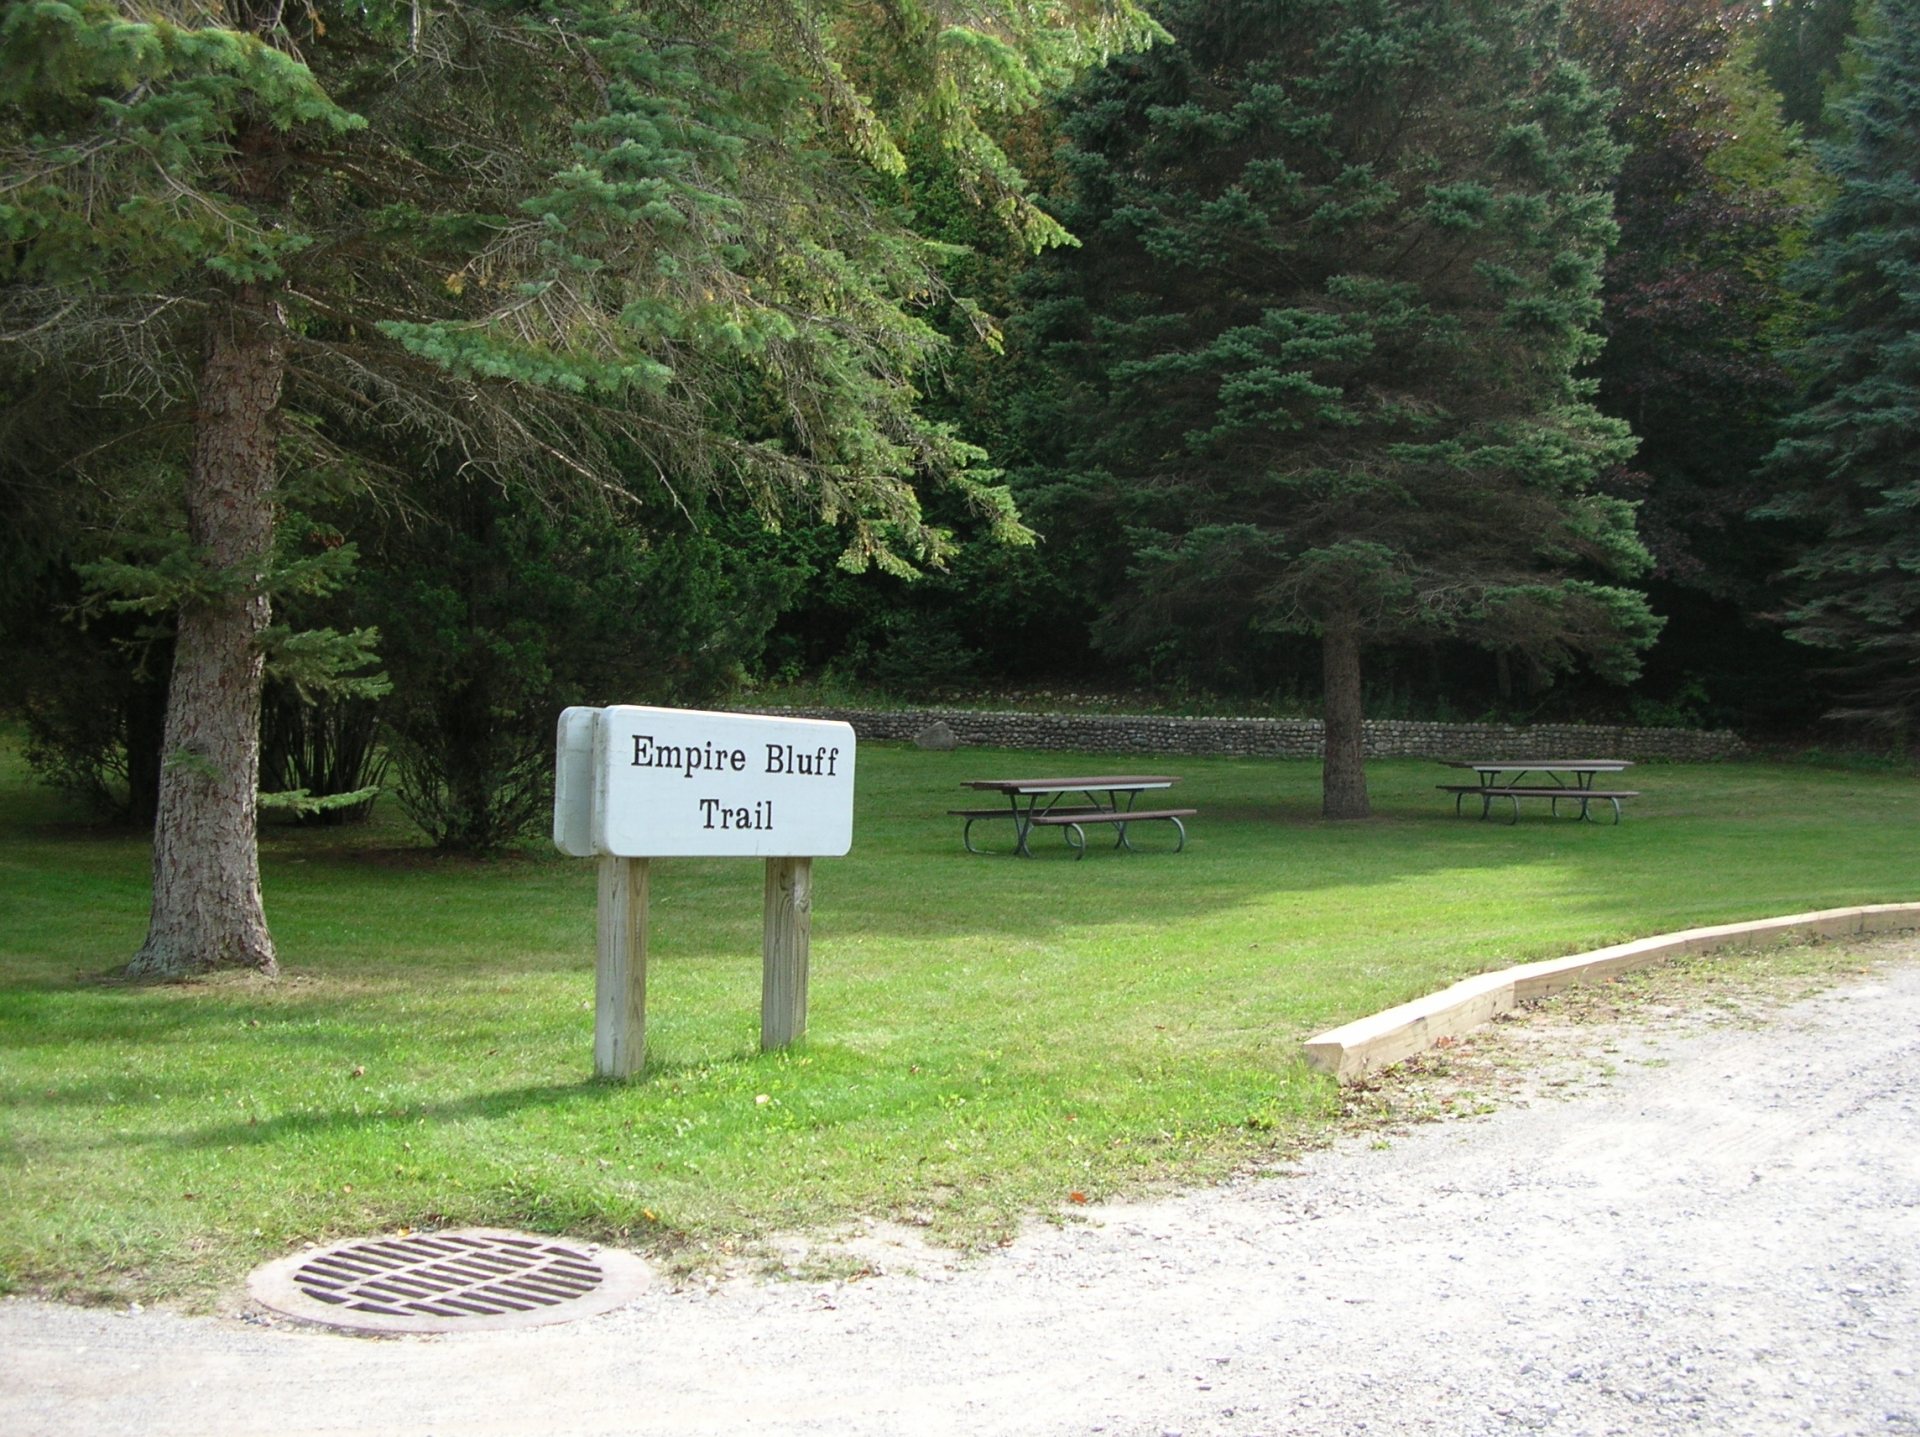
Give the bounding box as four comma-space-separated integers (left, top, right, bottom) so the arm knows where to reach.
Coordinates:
1301, 902, 1920, 1082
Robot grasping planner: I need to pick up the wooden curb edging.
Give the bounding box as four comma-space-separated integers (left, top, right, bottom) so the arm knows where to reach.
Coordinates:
1301, 902, 1920, 1082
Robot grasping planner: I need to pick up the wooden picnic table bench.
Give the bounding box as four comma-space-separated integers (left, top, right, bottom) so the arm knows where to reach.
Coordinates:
1436, 783, 1640, 824
1026, 806, 1198, 857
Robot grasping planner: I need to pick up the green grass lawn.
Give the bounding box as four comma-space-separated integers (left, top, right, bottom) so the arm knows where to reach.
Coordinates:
2, 734, 1916, 1306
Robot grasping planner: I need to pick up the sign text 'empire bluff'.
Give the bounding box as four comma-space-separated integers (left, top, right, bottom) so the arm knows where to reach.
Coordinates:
629, 732, 844, 832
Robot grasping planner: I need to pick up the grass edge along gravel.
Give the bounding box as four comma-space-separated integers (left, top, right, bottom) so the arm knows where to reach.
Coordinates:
1, 734, 1916, 1308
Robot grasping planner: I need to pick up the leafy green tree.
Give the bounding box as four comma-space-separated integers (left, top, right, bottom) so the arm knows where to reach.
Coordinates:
1756, 0, 1920, 732
1013, 0, 1657, 816
1565, 1, 1824, 730
0, 0, 1156, 976
1758, 0, 1873, 137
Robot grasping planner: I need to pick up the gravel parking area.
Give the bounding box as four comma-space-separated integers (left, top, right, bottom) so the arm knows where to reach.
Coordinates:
4, 935, 1917, 1437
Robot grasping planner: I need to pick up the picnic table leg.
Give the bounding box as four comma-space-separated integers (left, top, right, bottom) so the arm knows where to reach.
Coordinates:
1556, 795, 1598, 822
1008, 793, 1036, 857
1098, 813, 1190, 854
1116, 815, 1189, 853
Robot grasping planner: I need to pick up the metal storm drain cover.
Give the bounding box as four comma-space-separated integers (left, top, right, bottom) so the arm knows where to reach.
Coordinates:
248, 1229, 650, 1334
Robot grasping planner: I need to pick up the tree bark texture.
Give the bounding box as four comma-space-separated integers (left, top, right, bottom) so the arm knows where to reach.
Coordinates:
1321, 624, 1372, 820
128, 291, 285, 979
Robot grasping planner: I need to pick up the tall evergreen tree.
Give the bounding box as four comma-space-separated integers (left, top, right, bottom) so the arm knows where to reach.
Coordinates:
1756, 0, 1920, 731
1015, 0, 1657, 817
0, 0, 1158, 977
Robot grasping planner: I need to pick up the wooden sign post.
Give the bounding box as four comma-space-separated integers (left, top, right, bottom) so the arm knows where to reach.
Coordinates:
595, 854, 648, 1078
555, 706, 855, 1078
761, 855, 811, 1050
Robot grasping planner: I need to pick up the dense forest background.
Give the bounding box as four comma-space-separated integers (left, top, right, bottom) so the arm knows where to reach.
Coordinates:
782, 0, 1899, 742
5, 0, 1917, 860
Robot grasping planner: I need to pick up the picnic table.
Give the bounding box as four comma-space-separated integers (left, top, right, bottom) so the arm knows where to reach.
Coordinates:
951, 776, 1196, 858
1437, 759, 1639, 824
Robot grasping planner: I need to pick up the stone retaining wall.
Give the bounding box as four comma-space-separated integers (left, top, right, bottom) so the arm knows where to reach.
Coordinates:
753, 707, 1749, 763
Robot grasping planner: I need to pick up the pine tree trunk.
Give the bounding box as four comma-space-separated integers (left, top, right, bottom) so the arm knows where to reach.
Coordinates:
128, 292, 284, 979
1321, 623, 1371, 820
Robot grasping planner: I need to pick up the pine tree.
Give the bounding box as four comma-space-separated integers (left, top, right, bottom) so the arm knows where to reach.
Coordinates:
1015, 0, 1657, 817
1757, 0, 1920, 732
0, 0, 1158, 976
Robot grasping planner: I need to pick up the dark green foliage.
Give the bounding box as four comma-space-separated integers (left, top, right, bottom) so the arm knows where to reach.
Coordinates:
1566, 2, 1825, 732
1010, 0, 1656, 810
1758, 0, 1871, 136
7, 596, 170, 827
0, 0, 1067, 568
0, 381, 179, 826
0, 452, 386, 825
362, 478, 802, 852
258, 691, 386, 827
1757, 0, 1920, 733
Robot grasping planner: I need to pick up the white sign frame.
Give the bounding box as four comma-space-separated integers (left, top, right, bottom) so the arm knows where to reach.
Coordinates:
554, 705, 854, 859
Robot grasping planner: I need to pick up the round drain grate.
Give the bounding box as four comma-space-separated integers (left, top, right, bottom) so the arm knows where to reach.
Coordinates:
248, 1228, 649, 1334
